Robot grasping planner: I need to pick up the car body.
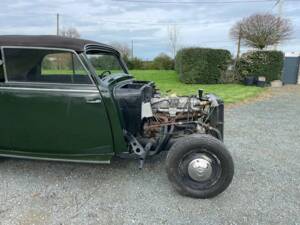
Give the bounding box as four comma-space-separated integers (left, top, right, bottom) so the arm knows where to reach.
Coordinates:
0, 35, 234, 198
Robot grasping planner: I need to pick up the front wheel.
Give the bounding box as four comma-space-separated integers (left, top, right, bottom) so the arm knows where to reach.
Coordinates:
166, 135, 234, 198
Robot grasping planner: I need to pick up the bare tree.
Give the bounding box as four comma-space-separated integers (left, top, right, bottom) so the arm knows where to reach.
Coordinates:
167, 25, 180, 59
60, 27, 81, 39
110, 42, 131, 59
230, 13, 293, 50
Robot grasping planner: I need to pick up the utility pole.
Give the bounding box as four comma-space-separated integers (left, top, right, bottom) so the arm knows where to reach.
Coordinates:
236, 29, 242, 61
56, 13, 60, 36
131, 40, 134, 59
274, 0, 283, 49
233, 26, 242, 80
278, 0, 283, 18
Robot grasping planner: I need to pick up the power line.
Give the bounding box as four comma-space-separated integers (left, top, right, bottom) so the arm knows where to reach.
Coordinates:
97, 19, 231, 26
111, 0, 297, 4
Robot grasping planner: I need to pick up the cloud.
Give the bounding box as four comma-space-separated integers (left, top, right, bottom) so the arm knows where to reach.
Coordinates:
0, 0, 299, 58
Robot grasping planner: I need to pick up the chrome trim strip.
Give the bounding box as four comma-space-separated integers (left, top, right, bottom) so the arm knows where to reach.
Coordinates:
5, 81, 94, 86
1, 47, 8, 82
0, 86, 99, 93
1, 46, 96, 86
0, 154, 111, 164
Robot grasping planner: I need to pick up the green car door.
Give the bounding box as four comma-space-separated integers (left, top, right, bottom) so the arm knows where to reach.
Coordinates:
0, 53, 11, 151
0, 47, 114, 159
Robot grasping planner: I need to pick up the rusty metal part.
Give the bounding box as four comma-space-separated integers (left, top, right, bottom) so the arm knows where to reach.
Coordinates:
143, 108, 208, 138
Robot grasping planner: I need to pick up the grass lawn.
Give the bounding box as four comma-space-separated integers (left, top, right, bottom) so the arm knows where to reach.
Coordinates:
130, 70, 265, 104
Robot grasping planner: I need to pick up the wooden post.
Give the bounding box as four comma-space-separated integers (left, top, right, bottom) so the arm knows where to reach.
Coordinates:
131, 40, 134, 59
236, 29, 242, 61
233, 29, 242, 81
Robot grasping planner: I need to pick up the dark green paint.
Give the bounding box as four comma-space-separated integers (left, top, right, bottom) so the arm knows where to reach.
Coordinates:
79, 54, 129, 154
0, 83, 115, 155
0, 89, 12, 150
0, 47, 133, 163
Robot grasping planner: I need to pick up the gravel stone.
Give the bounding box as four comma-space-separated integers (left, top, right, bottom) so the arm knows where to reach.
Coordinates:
0, 86, 299, 225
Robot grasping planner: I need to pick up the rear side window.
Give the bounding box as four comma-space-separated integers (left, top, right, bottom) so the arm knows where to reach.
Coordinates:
3, 48, 92, 84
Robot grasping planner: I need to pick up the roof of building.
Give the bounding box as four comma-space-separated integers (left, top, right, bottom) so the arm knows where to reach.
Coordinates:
0, 35, 114, 53
285, 52, 300, 57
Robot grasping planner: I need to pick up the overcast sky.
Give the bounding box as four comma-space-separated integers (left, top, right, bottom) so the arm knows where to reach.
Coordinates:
0, 0, 299, 59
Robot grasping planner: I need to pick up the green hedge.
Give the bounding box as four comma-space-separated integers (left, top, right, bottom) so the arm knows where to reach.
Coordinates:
175, 48, 232, 84
125, 57, 144, 70
236, 51, 284, 82
152, 53, 174, 70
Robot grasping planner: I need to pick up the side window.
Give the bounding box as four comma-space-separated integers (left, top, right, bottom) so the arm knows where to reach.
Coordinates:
4, 48, 92, 84
87, 53, 124, 76
0, 51, 4, 82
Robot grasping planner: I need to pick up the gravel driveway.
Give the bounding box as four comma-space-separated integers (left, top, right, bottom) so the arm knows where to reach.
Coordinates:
0, 86, 299, 225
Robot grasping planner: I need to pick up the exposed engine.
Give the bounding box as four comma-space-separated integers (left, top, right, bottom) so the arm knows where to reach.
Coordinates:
114, 79, 224, 167
114, 80, 224, 155
151, 96, 205, 117
141, 94, 222, 139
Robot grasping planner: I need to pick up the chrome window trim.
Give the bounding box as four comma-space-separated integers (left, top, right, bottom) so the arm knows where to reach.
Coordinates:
1, 46, 96, 86
83, 46, 129, 75
0, 86, 99, 93
1, 47, 8, 82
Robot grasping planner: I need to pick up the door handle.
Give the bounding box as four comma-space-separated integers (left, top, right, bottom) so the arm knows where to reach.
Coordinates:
86, 98, 102, 104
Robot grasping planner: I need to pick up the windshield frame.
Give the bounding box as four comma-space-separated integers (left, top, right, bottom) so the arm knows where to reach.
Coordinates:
84, 48, 129, 78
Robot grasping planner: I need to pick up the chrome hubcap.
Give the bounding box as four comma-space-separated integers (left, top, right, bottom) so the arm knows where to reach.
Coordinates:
187, 155, 213, 182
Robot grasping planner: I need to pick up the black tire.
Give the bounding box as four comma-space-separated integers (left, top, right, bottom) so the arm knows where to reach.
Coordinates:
166, 135, 234, 198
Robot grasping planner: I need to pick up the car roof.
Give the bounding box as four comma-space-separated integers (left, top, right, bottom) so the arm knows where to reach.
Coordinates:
0, 35, 116, 53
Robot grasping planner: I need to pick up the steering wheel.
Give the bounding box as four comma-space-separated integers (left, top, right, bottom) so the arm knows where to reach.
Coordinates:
100, 70, 111, 78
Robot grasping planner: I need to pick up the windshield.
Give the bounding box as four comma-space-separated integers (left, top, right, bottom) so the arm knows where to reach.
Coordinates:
86, 52, 126, 77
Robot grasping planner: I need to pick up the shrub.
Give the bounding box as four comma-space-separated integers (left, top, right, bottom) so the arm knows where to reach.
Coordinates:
142, 61, 155, 70
175, 48, 232, 84
236, 50, 284, 82
125, 57, 155, 70
152, 53, 174, 70
220, 66, 240, 84
126, 57, 144, 70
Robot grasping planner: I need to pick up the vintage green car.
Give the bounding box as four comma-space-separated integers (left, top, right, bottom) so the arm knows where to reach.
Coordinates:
0, 35, 234, 198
